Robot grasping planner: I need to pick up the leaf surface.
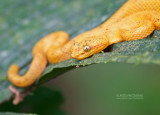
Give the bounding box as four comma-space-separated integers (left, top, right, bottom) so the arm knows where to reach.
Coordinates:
1, 0, 160, 103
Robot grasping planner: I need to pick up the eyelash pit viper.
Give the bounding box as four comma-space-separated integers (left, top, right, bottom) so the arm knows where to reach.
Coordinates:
8, 0, 160, 87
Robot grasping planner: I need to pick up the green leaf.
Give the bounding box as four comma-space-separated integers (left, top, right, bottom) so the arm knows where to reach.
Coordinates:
1, 0, 160, 103
0, 81, 12, 104
0, 113, 36, 115
0, 0, 126, 102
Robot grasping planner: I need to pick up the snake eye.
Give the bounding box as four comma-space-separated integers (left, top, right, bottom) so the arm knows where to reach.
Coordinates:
83, 45, 90, 52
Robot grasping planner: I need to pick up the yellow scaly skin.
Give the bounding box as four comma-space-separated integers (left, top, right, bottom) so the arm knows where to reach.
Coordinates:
8, 0, 160, 87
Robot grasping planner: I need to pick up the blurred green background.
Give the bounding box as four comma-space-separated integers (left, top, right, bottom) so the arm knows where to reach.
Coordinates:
48, 63, 160, 115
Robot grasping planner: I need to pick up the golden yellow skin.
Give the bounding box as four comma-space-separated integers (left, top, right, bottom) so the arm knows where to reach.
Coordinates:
8, 0, 160, 87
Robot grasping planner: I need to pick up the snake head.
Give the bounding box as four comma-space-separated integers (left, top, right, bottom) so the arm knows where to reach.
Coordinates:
71, 37, 109, 60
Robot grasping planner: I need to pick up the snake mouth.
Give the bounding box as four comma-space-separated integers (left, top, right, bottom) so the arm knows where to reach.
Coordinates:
73, 52, 87, 60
